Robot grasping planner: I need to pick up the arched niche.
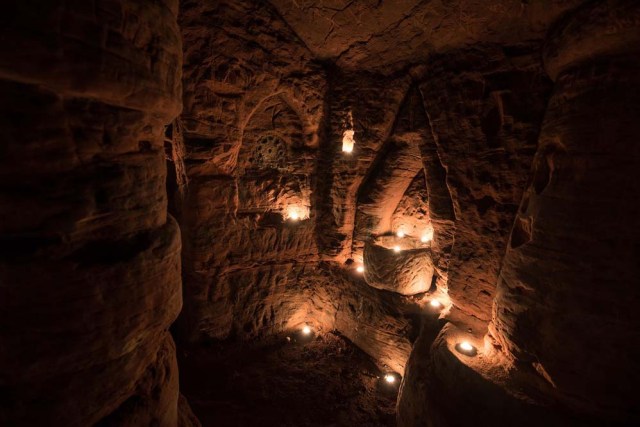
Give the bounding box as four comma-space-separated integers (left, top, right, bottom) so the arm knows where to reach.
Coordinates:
236, 95, 312, 216
237, 95, 305, 175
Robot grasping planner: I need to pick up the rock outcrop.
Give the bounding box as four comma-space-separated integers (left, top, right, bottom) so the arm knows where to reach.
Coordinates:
0, 0, 187, 424
399, 2, 640, 426
4, 0, 638, 425
489, 0, 640, 422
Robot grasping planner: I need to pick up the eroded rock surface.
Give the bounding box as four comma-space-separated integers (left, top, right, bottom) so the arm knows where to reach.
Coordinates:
490, 1, 640, 422
418, 44, 553, 334
0, 0, 187, 424
269, 0, 583, 72
4, 0, 639, 425
177, 2, 422, 379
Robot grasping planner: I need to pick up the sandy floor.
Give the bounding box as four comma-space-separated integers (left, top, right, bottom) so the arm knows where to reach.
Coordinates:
177, 331, 398, 426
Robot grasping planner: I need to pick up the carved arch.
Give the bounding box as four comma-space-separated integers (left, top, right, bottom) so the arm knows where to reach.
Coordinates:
237, 95, 305, 175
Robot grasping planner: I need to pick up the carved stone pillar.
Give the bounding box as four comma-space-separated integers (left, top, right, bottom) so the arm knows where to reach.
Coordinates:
0, 1, 184, 424
490, 0, 640, 421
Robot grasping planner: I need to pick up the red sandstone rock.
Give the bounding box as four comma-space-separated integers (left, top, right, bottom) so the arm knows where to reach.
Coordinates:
270, 0, 583, 73
3, 0, 639, 425
490, 1, 640, 421
0, 0, 188, 424
363, 237, 434, 296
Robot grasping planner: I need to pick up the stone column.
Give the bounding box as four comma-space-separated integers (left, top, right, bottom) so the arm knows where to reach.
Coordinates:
490, 0, 640, 422
0, 0, 184, 425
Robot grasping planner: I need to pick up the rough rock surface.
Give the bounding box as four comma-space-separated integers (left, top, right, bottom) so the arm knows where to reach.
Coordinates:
316, 69, 412, 262
353, 132, 423, 246
398, 2, 640, 427
363, 237, 434, 296
269, 0, 583, 72
7, 0, 636, 425
398, 323, 591, 427
177, 0, 325, 343
174, 6, 629, 426
390, 171, 431, 241
306, 264, 420, 374
0, 0, 188, 424
176, 0, 421, 380
419, 44, 553, 335
489, 1, 640, 422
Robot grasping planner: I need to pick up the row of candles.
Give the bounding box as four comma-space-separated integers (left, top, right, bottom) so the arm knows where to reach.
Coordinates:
282, 154, 479, 363
286, 211, 478, 358
297, 322, 477, 389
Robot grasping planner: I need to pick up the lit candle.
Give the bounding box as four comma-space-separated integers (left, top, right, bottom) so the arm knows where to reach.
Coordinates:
459, 341, 473, 351
302, 325, 312, 335
384, 374, 396, 384
430, 299, 442, 308
356, 265, 365, 273
286, 205, 308, 221
421, 227, 434, 243
455, 340, 477, 356
396, 230, 405, 238
342, 130, 355, 153
393, 245, 401, 253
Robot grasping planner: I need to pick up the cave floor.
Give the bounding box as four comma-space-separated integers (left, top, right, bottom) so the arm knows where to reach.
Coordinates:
177, 331, 397, 427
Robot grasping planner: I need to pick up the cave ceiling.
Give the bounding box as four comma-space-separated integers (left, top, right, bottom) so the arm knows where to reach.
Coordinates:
268, 0, 583, 71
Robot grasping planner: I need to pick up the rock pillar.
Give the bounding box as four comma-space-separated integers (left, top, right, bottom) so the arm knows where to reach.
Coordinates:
0, 1, 184, 425
490, 0, 640, 421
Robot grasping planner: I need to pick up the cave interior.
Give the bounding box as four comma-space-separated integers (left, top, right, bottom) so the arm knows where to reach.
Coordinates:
1, 0, 640, 426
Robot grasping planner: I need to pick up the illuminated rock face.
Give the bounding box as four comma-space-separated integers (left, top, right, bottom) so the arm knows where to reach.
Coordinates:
418, 45, 555, 335
396, 46, 560, 427
0, 1, 192, 425
2, 0, 639, 425
177, 0, 324, 342
363, 238, 434, 296
178, 4, 640, 425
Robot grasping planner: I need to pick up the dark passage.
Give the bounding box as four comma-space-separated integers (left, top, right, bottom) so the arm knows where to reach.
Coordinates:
178, 333, 397, 427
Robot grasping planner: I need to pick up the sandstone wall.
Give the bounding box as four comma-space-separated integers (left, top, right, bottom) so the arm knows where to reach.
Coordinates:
177, 0, 325, 341
177, 1, 423, 375
399, 2, 640, 426
0, 0, 187, 424
490, 0, 640, 422
176, 5, 640, 426
418, 44, 553, 335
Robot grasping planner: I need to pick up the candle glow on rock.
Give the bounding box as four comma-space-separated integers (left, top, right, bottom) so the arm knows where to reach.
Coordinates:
455, 340, 477, 356
421, 226, 434, 243
342, 129, 355, 153
286, 205, 309, 221
396, 230, 405, 238
429, 299, 442, 308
